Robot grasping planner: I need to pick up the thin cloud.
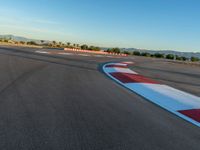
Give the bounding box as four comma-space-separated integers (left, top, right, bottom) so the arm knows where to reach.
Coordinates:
0, 24, 64, 35
31, 19, 60, 25
0, 13, 60, 26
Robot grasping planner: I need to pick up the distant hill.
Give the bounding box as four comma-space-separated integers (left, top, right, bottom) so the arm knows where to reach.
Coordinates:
0, 35, 31, 42
0, 34, 50, 44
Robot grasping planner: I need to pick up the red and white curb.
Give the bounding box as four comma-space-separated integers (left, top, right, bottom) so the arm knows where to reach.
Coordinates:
34, 50, 120, 58
103, 62, 200, 127
64, 48, 128, 56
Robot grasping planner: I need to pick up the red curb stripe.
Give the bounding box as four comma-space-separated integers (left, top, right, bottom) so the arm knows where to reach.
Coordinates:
178, 109, 200, 123
105, 65, 128, 68
110, 72, 158, 84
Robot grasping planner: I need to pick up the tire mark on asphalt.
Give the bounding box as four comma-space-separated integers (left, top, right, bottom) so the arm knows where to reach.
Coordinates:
0, 57, 48, 96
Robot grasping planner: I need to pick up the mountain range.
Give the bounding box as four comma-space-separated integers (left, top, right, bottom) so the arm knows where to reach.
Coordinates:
0, 34, 49, 44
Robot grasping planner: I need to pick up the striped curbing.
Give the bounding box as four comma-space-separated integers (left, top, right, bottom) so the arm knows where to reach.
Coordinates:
103, 62, 200, 127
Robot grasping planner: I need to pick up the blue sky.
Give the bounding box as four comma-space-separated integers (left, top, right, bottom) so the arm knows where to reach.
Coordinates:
0, 0, 199, 52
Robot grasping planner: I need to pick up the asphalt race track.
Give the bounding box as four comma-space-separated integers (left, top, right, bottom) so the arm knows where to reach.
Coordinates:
0, 46, 200, 150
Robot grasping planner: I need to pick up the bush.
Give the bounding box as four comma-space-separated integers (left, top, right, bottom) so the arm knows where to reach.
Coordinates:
191, 57, 200, 62
150, 54, 154, 57
166, 54, 175, 60
175, 55, 181, 60
81, 44, 89, 50
175, 55, 187, 61
27, 41, 37, 45
106, 49, 111, 53
112, 48, 121, 53
181, 57, 187, 61
133, 51, 141, 56
19, 41, 25, 44
88, 46, 100, 51
106, 48, 121, 54
154, 53, 165, 58
141, 52, 151, 57
123, 51, 131, 55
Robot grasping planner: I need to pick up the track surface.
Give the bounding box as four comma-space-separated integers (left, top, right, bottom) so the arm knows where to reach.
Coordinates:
0, 46, 200, 150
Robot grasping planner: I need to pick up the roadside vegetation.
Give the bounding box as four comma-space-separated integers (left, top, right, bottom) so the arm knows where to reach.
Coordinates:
0, 38, 101, 51
0, 37, 199, 62
130, 51, 200, 62
105, 48, 199, 62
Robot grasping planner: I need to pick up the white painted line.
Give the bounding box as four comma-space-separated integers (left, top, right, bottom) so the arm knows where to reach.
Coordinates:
106, 56, 113, 58
35, 51, 49, 54
58, 52, 73, 55
78, 54, 90, 57
106, 63, 127, 66
104, 67, 138, 74
94, 55, 104, 57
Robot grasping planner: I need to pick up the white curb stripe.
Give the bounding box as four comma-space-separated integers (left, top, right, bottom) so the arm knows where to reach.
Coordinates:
125, 83, 200, 110
106, 63, 127, 66
104, 68, 138, 74
94, 55, 103, 57
58, 52, 73, 55
35, 51, 49, 54
78, 54, 90, 57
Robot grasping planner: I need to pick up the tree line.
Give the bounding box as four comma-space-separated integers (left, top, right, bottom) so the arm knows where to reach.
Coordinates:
105, 48, 200, 62
131, 51, 200, 62
0, 38, 101, 51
